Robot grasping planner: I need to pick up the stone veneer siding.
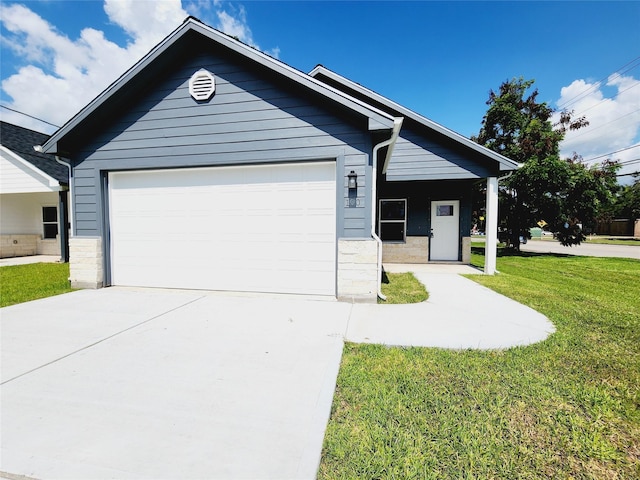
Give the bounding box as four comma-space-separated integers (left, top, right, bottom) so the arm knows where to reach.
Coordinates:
0, 235, 61, 258
69, 237, 103, 289
337, 238, 378, 303
462, 237, 471, 264
0, 234, 38, 258
382, 236, 429, 263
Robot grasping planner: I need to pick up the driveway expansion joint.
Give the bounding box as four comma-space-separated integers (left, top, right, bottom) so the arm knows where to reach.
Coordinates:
0, 295, 207, 386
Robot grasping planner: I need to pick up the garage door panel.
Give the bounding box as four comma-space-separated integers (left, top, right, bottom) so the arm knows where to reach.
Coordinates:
109, 162, 336, 295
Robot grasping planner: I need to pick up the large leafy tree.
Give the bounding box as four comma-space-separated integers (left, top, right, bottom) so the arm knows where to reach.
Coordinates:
472, 78, 619, 248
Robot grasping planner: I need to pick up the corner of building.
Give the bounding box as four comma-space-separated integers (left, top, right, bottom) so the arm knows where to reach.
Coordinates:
69, 236, 103, 289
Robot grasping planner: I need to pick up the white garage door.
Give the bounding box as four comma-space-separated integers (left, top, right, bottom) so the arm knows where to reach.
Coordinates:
108, 162, 336, 295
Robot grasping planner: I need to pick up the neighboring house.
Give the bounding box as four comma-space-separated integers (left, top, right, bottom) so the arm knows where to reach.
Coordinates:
40, 17, 517, 301
0, 121, 69, 261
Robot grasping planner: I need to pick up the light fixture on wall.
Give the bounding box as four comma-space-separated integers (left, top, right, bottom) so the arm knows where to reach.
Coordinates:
348, 170, 358, 191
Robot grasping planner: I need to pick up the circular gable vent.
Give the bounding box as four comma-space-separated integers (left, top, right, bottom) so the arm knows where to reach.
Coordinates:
189, 69, 215, 101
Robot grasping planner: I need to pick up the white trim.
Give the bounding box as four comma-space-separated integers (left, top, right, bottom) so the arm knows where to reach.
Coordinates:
309, 65, 520, 172
0, 145, 62, 191
42, 18, 396, 154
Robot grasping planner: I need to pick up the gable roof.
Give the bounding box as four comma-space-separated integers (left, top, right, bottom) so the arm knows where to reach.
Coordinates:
41, 17, 396, 155
0, 121, 68, 184
309, 65, 519, 172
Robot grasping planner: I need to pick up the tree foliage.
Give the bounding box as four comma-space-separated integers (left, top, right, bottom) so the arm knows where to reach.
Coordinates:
615, 176, 640, 219
472, 78, 620, 247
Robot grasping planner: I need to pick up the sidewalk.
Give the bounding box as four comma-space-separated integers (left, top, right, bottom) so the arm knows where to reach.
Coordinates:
0, 255, 61, 267
346, 264, 555, 349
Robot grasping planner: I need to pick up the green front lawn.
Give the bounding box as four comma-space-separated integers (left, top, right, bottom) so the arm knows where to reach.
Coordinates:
320, 255, 640, 479
0, 262, 74, 308
379, 272, 428, 304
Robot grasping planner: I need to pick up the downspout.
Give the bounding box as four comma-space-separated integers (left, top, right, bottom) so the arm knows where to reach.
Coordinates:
54, 156, 75, 237
371, 117, 403, 300
34, 145, 75, 244
498, 170, 514, 182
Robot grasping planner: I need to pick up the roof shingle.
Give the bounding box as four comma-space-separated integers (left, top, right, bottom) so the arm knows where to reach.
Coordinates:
0, 121, 68, 184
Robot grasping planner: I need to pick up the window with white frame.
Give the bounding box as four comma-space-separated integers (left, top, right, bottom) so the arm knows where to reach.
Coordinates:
379, 199, 406, 242
42, 206, 58, 239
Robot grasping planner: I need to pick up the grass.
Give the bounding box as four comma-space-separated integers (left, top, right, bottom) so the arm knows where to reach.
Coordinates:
379, 271, 428, 304
0, 262, 74, 307
319, 254, 640, 479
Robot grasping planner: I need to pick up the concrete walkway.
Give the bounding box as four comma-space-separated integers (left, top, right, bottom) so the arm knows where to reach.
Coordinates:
346, 264, 555, 349
0, 255, 61, 267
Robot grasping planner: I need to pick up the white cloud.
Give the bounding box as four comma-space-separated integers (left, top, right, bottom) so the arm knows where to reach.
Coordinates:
0, 1, 278, 133
555, 74, 640, 178
186, 0, 280, 57
103, 0, 188, 53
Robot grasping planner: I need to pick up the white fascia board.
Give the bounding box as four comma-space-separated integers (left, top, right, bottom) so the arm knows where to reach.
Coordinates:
42, 19, 394, 155
0, 145, 62, 191
310, 65, 520, 171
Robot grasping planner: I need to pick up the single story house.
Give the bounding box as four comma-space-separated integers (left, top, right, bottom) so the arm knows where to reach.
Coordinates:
0, 121, 69, 260
39, 17, 517, 302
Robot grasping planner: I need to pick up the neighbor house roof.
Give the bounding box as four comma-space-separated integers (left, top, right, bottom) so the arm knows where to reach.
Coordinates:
41, 17, 397, 155
0, 121, 68, 184
309, 65, 520, 172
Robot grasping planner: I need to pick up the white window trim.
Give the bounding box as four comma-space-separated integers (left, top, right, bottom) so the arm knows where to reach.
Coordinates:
379, 198, 407, 243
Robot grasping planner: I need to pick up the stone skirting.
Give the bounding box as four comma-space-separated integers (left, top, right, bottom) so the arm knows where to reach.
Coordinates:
0, 234, 38, 258
0, 234, 62, 258
37, 237, 60, 256
337, 238, 378, 303
462, 236, 471, 264
69, 237, 103, 289
382, 236, 429, 263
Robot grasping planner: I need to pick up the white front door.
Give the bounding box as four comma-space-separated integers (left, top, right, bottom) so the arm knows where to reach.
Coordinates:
430, 200, 459, 261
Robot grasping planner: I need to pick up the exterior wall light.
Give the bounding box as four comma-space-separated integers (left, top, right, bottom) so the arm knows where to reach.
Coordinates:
348, 170, 358, 191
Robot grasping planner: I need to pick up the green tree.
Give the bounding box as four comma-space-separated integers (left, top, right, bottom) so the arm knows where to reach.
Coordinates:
472, 78, 619, 248
616, 175, 640, 219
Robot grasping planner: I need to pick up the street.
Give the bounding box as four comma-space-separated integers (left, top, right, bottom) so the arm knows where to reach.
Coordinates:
520, 239, 640, 259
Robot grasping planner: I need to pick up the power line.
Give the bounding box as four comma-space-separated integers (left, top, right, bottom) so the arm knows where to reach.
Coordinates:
0, 105, 60, 128
583, 145, 640, 162
557, 55, 640, 110
566, 108, 640, 142
570, 81, 640, 119
618, 158, 640, 166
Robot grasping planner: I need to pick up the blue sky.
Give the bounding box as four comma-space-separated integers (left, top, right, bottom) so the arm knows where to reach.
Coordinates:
1, 0, 639, 179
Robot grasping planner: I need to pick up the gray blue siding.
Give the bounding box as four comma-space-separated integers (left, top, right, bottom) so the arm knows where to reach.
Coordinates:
71, 49, 373, 237
385, 129, 493, 181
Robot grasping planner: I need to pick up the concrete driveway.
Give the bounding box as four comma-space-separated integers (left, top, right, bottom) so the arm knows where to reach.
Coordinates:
1, 288, 350, 480
1, 273, 555, 480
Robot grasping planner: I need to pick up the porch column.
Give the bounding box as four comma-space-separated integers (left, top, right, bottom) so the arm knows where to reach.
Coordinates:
484, 176, 498, 275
